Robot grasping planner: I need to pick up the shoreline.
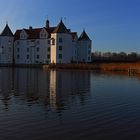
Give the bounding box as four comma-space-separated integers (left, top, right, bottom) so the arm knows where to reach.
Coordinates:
1, 62, 140, 74
43, 63, 140, 74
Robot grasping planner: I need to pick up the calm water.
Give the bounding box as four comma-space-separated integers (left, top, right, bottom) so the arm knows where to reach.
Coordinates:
0, 68, 140, 140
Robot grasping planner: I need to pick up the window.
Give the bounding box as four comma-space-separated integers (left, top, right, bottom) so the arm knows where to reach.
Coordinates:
59, 38, 62, 43
27, 48, 29, 52
88, 50, 90, 54
59, 46, 62, 51
37, 55, 39, 59
88, 45, 91, 49
47, 54, 50, 59
51, 38, 55, 45
17, 48, 20, 52
37, 40, 40, 45
27, 55, 29, 59
48, 40, 50, 44
37, 48, 39, 52
88, 57, 90, 60
48, 47, 50, 52
17, 41, 20, 45
17, 55, 20, 59
59, 54, 62, 59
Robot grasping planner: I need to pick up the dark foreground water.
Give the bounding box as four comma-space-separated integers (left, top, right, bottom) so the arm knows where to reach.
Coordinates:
0, 68, 140, 140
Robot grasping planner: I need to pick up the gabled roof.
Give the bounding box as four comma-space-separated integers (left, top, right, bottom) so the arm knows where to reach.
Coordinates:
71, 32, 78, 41
14, 28, 42, 41
53, 20, 69, 33
14, 29, 22, 41
14, 27, 56, 41
1, 24, 13, 36
25, 28, 42, 39
78, 30, 91, 41
46, 27, 56, 38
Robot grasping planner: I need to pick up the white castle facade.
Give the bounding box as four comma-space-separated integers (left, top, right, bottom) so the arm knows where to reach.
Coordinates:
0, 20, 92, 65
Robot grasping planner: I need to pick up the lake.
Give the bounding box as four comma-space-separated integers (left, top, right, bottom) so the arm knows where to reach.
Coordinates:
0, 68, 140, 140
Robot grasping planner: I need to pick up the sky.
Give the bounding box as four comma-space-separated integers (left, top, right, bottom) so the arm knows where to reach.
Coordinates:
0, 0, 140, 53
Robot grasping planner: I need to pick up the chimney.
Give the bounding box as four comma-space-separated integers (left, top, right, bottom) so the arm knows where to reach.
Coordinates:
46, 20, 49, 28
29, 26, 32, 30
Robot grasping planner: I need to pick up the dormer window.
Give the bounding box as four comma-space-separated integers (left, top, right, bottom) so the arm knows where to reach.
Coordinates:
40, 29, 48, 38
20, 33, 26, 39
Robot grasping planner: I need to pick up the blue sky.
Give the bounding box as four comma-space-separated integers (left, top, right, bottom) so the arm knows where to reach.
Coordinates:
0, 0, 140, 52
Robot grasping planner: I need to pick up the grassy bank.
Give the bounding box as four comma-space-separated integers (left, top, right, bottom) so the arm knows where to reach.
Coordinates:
43, 63, 140, 74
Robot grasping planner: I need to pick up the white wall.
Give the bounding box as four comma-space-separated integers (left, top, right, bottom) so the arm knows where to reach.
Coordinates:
50, 34, 57, 63
14, 39, 50, 64
78, 40, 92, 62
50, 33, 73, 64
0, 36, 14, 64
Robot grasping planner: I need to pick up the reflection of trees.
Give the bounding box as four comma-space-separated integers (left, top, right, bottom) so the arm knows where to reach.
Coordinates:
0, 69, 90, 112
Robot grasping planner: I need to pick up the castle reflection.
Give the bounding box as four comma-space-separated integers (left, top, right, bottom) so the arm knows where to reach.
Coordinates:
0, 68, 91, 111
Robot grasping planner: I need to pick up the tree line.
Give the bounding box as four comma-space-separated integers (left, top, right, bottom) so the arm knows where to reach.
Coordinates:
91, 52, 140, 62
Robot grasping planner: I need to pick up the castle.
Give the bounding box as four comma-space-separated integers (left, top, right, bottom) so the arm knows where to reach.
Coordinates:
0, 20, 92, 65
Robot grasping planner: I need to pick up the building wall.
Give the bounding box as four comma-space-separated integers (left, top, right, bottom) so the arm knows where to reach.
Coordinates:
14, 39, 50, 64
0, 36, 14, 64
72, 41, 78, 62
50, 33, 73, 64
78, 40, 92, 62
50, 34, 57, 63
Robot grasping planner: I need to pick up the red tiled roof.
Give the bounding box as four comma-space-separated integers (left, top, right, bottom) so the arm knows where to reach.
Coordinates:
71, 32, 77, 41
14, 27, 56, 41
26, 28, 42, 39
46, 27, 56, 38
14, 29, 22, 41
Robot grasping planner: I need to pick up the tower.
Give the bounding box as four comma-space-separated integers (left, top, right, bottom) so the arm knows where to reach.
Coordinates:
0, 23, 14, 65
78, 30, 92, 62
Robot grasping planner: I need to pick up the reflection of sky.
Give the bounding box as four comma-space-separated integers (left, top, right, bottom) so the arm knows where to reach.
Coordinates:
0, 0, 140, 52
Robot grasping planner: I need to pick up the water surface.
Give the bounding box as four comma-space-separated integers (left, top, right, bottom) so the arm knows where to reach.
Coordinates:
0, 68, 140, 140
